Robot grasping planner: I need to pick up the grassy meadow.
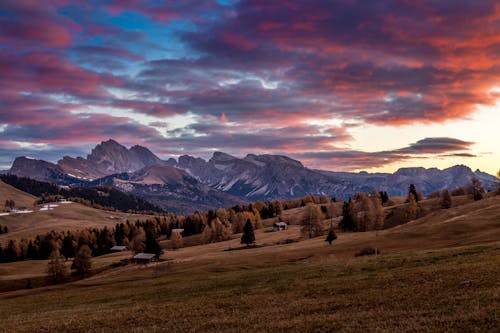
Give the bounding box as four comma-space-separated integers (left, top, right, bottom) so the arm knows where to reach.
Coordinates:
0, 191, 499, 332
0, 244, 498, 332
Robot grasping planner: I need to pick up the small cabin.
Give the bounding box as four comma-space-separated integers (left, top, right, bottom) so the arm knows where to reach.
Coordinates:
133, 253, 158, 264
110, 245, 129, 252
273, 222, 288, 232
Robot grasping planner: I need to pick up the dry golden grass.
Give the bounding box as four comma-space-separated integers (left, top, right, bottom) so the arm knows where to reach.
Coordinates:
0, 202, 152, 241
0, 180, 37, 209
0, 244, 498, 333
0, 194, 499, 332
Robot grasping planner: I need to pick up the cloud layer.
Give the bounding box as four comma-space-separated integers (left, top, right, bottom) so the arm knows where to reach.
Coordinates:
0, 0, 497, 170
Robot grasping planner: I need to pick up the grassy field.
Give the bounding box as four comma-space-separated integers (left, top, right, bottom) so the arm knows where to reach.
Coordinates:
0, 180, 36, 209
0, 244, 498, 332
0, 193, 499, 332
0, 201, 153, 241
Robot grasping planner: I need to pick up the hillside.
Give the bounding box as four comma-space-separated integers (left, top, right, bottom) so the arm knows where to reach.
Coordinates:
0, 196, 498, 332
0, 180, 36, 209
89, 165, 246, 214
0, 202, 152, 241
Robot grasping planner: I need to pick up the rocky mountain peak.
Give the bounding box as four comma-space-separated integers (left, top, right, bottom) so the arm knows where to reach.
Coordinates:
210, 151, 237, 163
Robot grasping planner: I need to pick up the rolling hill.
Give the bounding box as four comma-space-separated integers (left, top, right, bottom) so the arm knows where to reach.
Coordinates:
0, 194, 498, 332
0, 180, 36, 209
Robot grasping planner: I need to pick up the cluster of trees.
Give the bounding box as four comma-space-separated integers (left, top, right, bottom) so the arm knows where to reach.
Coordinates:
0, 224, 8, 234
0, 217, 166, 263
0, 174, 163, 213
339, 191, 385, 232
4, 199, 15, 211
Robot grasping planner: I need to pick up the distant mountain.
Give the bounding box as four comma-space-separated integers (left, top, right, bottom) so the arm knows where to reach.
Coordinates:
87, 164, 245, 214
58, 139, 162, 179
177, 152, 343, 199
7, 139, 498, 213
10, 156, 84, 185
176, 153, 498, 199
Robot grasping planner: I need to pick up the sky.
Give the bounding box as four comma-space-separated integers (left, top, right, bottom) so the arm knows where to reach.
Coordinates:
0, 0, 499, 175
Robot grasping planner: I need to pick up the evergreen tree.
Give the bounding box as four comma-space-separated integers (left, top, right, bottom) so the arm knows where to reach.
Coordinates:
61, 234, 76, 259
325, 227, 337, 245
144, 228, 162, 256
114, 223, 125, 245
241, 219, 255, 246
339, 200, 355, 231
26, 240, 38, 260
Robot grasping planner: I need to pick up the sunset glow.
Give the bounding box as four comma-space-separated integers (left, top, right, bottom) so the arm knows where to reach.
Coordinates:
0, 0, 499, 174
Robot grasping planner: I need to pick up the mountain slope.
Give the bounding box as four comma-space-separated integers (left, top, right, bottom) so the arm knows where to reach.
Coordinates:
88, 165, 245, 214
58, 139, 162, 179
176, 152, 498, 200
0, 180, 37, 209
177, 152, 343, 199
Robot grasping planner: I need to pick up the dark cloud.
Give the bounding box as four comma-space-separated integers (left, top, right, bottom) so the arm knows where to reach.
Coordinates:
0, 0, 497, 171
293, 137, 477, 170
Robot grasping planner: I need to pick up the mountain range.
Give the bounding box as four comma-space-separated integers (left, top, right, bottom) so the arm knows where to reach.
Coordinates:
8, 139, 498, 213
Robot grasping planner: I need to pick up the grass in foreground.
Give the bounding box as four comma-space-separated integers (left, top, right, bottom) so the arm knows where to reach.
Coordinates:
1, 244, 498, 333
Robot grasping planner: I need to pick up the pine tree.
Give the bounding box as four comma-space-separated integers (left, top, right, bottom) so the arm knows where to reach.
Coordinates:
144, 228, 162, 256
325, 227, 337, 245
339, 200, 356, 231
241, 219, 255, 246
61, 235, 76, 259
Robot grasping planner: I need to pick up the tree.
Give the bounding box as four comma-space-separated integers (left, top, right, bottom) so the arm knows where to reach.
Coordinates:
61, 234, 76, 260
47, 249, 68, 283
440, 189, 452, 209
130, 227, 145, 253
4, 199, 15, 211
470, 177, 484, 201
301, 203, 324, 238
144, 228, 162, 256
170, 230, 183, 249
325, 226, 337, 245
406, 193, 418, 221
241, 219, 255, 246
73, 245, 92, 278
408, 184, 419, 202
497, 169, 500, 195
339, 200, 355, 231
